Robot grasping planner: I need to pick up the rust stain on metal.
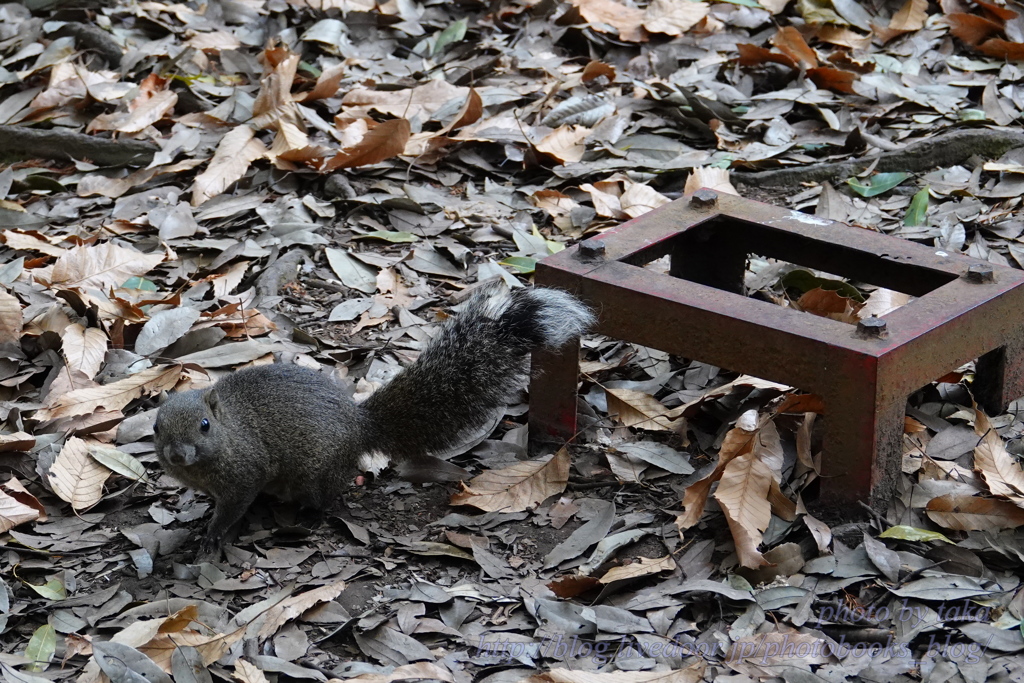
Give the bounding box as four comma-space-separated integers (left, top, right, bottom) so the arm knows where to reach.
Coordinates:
529, 189, 1024, 510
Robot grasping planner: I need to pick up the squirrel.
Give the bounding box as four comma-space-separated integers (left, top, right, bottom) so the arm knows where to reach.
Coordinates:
153, 286, 593, 559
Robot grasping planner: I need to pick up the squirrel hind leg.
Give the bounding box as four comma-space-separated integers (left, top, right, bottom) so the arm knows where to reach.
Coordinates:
394, 455, 469, 483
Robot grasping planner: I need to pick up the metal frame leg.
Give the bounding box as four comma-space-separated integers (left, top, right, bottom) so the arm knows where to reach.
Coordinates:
528, 344, 581, 444
975, 327, 1024, 415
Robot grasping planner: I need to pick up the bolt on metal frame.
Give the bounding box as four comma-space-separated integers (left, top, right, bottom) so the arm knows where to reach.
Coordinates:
529, 190, 1024, 507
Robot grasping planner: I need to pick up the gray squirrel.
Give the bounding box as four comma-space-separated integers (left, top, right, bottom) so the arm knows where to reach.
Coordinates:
153, 286, 594, 558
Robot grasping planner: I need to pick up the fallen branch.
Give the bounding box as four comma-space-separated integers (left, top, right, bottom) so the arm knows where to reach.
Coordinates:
0, 125, 157, 166
733, 127, 1024, 188
50, 22, 122, 67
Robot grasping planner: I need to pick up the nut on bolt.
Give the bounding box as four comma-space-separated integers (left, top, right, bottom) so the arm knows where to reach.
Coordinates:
576, 238, 606, 260
690, 189, 718, 208
856, 316, 888, 339
966, 264, 995, 284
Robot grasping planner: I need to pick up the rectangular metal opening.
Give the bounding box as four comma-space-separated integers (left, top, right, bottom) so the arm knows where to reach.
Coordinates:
624, 216, 959, 299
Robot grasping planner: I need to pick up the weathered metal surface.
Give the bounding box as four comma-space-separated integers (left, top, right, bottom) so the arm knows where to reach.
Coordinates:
529, 191, 1024, 509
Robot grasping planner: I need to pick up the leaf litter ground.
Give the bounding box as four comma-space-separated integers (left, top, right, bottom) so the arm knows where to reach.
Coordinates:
2, 0, 1024, 681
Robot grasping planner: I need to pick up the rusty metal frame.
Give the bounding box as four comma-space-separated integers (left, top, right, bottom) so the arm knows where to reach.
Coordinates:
529, 190, 1024, 508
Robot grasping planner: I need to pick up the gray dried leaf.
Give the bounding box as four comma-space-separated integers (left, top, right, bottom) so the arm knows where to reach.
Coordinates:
93, 641, 172, 683
329, 297, 373, 322
542, 95, 615, 127
405, 248, 465, 278
170, 646, 211, 683
543, 499, 615, 569
926, 425, 979, 461
325, 248, 378, 294
615, 442, 694, 475
174, 340, 279, 367
135, 308, 201, 356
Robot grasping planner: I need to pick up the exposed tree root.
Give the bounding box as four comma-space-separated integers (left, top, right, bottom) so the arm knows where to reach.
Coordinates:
0, 125, 157, 166
733, 127, 1024, 188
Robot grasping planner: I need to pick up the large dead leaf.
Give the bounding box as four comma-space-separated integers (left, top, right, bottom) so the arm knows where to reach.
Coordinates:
528, 663, 705, 683
62, 323, 107, 379
47, 437, 111, 510
342, 80, 468, 119
926, 494, 1024, 530
40, 242, 165, 292
684, 167, 737, 195
605, 386, 684, 431
643, 0, 709, 36
341, 662, 456, 683
0, 487, 41, 532
0, 289, 20, 343
570, 0, 646, 42
450, 448, 570, 512
35, 364, 181, 421
677, 420, 759, 530
598, 555, 676, 583
256, 580, 348, 639
192, 126, 268, 206
973, 409, 1024, 498
534, 125, 590, 164
323, 118, 411, 171
716, 450, 773, 569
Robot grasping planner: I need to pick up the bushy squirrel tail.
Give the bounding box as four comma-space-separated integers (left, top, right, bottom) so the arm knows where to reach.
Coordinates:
359, 287, 594, 481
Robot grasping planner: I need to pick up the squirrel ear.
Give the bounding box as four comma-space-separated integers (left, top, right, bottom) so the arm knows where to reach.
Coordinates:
204, 388, 220, 415
158, 390, 169, 405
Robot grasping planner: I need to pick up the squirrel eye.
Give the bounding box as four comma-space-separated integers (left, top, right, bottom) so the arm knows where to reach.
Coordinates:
200, 418, 210, 432
153, 423, 159, 435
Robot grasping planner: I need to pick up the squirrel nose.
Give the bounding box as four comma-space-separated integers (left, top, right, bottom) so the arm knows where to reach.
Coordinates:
166, 444, 195, 466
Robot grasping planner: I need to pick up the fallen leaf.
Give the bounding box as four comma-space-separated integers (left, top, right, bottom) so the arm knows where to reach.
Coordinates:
192, 126, 268, 206
48, 437, 112, 510
451, 448, 570, 512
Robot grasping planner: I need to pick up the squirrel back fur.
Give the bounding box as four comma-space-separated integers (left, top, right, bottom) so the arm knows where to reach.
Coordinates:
153, 286, 593, 557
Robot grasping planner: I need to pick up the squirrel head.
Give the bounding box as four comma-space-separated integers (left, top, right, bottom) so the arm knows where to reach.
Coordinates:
153, 388, 225, 471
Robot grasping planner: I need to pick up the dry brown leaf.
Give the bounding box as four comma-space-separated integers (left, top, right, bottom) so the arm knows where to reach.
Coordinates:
0, 289, 20, 344
579, 182, 625, 218
47, 437, 111, 510
323, 118, 411, 171
860, 287, 913, 318
620, 182, 671, 218
534, 125, 590, 164
0, 487, 41, 532
234, 660, 271, 683
570, 0, 646, 42
62, 323, 107, 380
342, 80, 467, 119
716, 450, 772, 569
3, 477, 46, 521
889, 0, 928, 31
450, 448, 570, 512
295, 64, 346, 103
0, 432, 35, 453
605, 387, 683, 431
39, 242, 165, 292
728, 632, 831, 665
2, 229, 67, 257
598, 555, 676, 583
528, 663, 705, 683
36, 364, 181, 421
771, 26, 818, 69
256, 580, 348, 639
794, 287, 862, 323
342, 663, 457, 683
192, 126, 268, 206
677, 424, 758, 530
440, 89, 483, 133
643, 0, 709, 36
684, 167, 738, 195
141, 626, 245, 671
926, 494, 1024, 530
973, 409, 1024, 498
